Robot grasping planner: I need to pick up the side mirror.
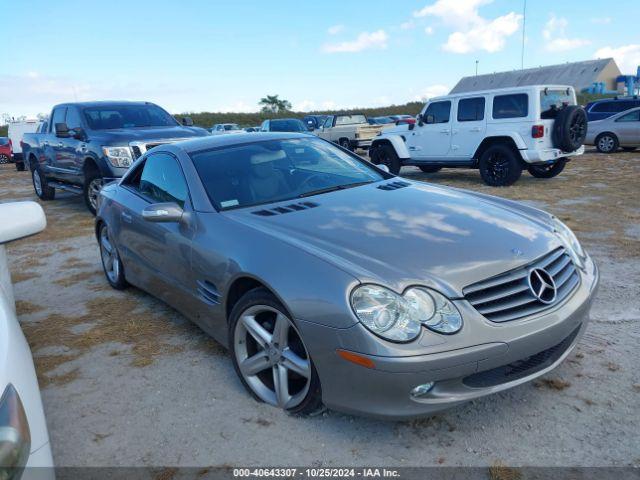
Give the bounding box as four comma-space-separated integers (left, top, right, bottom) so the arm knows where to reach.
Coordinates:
182, 117, 194, 126
0, 202, 46, 244
142, 203, 184, 223
55, 122, 70, 138
72, 128, 85, 140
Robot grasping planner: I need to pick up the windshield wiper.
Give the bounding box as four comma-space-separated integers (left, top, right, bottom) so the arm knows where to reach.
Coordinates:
298, 180, 374, 198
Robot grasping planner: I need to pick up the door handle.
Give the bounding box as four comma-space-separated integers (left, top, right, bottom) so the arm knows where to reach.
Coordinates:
470, 127, 482, 132
121, 212, 133, 223
440, 130, 450, 135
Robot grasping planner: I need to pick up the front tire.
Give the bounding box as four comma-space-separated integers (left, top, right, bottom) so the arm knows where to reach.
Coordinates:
375, 145, 402, 175
339, 138, 353, 151
528, 158, 566, 179
99, 223, 128, 290
229, 288, 323, 416
32, 165, 55, 200
0, 154, 9, 165
478, 144, 522, 187
595, 133, 618, 153
84, 171, 104, 215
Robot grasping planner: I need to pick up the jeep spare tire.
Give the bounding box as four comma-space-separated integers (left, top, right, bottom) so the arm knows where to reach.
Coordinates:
552, 105, 587, 152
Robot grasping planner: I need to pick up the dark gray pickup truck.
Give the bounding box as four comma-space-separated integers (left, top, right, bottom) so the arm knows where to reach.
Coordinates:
21, 101, 208, 214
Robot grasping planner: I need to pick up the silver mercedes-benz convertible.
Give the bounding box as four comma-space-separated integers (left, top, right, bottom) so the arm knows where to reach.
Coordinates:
95, 132, 598, 419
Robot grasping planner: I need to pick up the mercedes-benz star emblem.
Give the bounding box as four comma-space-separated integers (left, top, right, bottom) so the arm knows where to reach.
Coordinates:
528, 268, 557, 304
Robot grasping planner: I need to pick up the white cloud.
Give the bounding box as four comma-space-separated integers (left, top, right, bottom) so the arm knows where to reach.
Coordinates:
400, 20, 415, 30
293, 99, 316, 112
543, 15, 590, 52
322, 30, 389, 53
594, 44, 640, 73
414, 0, 522, 54
424, 26, 434, 35
590, 17, 611, 25
327, 24, 344, 35
217, 101, 257, 113
415, 84, 450, 101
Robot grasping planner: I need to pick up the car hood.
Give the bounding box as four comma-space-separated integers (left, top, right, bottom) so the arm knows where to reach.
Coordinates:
91, 126, 208, 145
224, 181, 562, 296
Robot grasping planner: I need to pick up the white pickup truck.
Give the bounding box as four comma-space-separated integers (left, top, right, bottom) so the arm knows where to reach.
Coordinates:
314, 114, 382, 151
369, 85, 587, 186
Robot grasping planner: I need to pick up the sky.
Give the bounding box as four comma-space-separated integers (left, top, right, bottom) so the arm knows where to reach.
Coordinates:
2, 0, 640, 118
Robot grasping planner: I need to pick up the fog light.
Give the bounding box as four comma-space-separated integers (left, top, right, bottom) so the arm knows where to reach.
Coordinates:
410, 382, 435, 398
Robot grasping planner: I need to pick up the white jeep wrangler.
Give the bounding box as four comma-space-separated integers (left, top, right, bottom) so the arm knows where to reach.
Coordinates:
369, 85, 587, 186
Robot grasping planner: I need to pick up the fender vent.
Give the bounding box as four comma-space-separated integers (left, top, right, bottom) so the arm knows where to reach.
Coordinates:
252, 202, 319, 216
197, 280, 221, 305
377, 181, 410, 191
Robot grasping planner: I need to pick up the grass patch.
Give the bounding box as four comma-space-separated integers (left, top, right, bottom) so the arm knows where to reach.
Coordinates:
489, 461, 521, 480
15, 300, 45, 315
53, 270, 100, 287
534, 378, 571, 390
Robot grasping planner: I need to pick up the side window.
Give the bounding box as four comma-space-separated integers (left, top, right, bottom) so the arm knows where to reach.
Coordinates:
323, 116, 334, 128
492, 94, 528, 119
65, 107, 83, 131
616, 110, 640, 122
261, 120, 269, 131
457, 97, 485, 122
614, 101, 635, 113
424, 101, 451, 124
50, 107, 67, 132
138, 153, 188, 207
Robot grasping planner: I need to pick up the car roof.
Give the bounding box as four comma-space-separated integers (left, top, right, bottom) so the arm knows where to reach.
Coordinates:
429, 85, 574, 102
588, 97, 640, 104
52, 100, 159, 108
173, 132, 313, 154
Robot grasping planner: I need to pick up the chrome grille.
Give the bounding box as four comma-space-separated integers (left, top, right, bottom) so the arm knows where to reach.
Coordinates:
463, 247, 580, 323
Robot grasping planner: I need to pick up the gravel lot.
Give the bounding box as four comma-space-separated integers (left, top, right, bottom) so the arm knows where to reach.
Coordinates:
2, 150, 639, 468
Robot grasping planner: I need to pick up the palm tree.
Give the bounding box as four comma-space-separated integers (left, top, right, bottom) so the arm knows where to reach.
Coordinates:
259, 95, 292, 114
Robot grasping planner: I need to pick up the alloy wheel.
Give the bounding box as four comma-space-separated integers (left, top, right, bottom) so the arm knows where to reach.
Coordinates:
0, 154, 9, 164
486, 152, 509, 183
569, 115, 586, 144
88, 178, 104, 211
598, 136, 614, 153
234, 305, 311, 409
33, 170, 43, 197
100, 227, 120, 284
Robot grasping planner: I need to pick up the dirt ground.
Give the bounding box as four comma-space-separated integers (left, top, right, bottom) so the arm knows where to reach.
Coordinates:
1, 150, 639, 468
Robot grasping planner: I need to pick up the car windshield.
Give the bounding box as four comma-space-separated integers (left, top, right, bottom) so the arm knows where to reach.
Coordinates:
224, 124, 241, 131
0, 137, 9, 145
190, 137, 386, 210
269, 119, 306, 132
83, 104, 178, 130
540, 89, 575, 119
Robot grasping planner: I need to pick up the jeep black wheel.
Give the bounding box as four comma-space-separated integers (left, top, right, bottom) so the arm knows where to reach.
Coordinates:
553, 106, 587, 152
32, 165, 55, 200
528, 158, 566, 179
376, 145, 401, 175
418, 165, 442, 173
479, 144, 522, 187
595, 133, 618, 154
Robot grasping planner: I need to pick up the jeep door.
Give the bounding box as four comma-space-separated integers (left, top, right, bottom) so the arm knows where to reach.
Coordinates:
117, 152, 195, 312
407, 101, 452, 158
452, 97, 486, 159
316, 116, 334, 141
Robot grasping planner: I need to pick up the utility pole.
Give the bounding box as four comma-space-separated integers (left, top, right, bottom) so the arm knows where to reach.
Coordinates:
475, 60, 479, 76
521, 0, 527, 70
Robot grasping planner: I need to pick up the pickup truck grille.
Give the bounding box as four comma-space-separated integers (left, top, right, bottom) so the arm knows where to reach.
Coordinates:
130, 141, 169, 159
463, 247, 580, 323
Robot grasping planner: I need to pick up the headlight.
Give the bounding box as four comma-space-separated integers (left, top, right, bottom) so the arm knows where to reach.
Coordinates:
551, 217, 586, 269
0, 384, 31, 474
350, 285, 462, 342
102, 146, 133, 168
404, 287, 463, 334
351, 285, 421, 342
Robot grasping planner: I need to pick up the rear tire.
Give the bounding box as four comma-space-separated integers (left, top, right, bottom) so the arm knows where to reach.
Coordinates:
552, 105, 587, 152
229, 288, 324, 416
339, 138, 352, 151
418, 165, 442, 173
0, 154, 9, 165
479, 144, 522, 187
375, 145, 401, 175
84, 170, 104, 215
528, 158, 566, 179
595, 133, 618, 153
32, 165, 55, 200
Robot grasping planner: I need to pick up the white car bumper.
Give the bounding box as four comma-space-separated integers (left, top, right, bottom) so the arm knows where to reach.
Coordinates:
520, 145, 584, 164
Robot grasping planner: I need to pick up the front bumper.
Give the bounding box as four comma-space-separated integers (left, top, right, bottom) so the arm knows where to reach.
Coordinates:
520, 145, 585, 164
299, 256, 599, 419
351, 139, 373, 150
